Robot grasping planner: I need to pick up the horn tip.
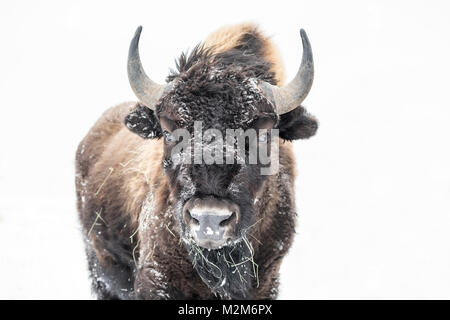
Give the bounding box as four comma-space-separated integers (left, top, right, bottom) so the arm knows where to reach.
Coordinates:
135, 26, 143, 36
131, 26, 143, 49
299, 28, 308, 40
299, 28, 312, 55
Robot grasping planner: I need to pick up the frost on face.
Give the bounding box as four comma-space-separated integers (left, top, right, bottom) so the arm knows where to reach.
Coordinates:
177, 164, 197, 199
226, 163, 248, 198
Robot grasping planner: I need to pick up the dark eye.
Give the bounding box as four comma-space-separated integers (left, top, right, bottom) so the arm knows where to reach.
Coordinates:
163, 131, 173, 143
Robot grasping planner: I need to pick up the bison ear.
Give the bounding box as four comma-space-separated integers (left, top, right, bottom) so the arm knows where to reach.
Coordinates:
124, 104, 163, 139
277, 105, 318, 141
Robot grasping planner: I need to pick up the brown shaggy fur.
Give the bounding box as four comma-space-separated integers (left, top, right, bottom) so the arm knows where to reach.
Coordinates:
75, 23, 312, 299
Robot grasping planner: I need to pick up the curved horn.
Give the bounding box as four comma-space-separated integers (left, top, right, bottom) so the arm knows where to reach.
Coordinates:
260, 29, 314, 114
128, 26, 166, 110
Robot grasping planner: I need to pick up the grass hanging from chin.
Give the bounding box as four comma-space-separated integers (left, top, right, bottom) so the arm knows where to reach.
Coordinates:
186, 233, 259, 299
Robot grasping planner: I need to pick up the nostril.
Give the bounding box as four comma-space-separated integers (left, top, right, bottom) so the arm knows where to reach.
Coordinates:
219, 211, 236, 227
185, 209, 200, 225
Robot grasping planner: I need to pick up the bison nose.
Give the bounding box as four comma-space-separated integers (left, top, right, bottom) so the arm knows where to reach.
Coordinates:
185, 208, 238, 249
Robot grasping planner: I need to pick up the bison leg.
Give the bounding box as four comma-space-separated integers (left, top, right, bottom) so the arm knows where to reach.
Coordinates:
84, 238, 135, 300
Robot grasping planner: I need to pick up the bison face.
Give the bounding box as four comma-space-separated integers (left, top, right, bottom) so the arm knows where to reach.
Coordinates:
124, 26, 317, 298
156, 71, 280, 250
125, 67, 317, 252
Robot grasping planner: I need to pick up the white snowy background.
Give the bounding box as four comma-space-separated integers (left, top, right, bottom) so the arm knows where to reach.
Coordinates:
1, 0, 449, 299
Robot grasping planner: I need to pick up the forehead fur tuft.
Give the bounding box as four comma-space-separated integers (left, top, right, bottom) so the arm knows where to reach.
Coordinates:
159, 40, 278, 130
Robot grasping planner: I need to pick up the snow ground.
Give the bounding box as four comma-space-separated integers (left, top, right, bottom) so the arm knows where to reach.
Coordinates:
1, 0, 450, 299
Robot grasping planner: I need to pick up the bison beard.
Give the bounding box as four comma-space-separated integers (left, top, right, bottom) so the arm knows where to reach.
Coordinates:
186, 239, 255, 299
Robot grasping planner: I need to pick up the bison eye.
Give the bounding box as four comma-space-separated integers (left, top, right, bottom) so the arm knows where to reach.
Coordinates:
163, 131, 174, 143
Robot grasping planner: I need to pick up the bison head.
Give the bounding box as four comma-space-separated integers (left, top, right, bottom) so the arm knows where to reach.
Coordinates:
124, 26, 317, 298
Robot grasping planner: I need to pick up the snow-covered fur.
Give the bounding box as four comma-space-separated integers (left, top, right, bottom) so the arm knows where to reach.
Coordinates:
75, 23, 318, 299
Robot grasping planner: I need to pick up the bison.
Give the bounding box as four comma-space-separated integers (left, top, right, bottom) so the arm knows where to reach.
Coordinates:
75, 23, 318, 300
